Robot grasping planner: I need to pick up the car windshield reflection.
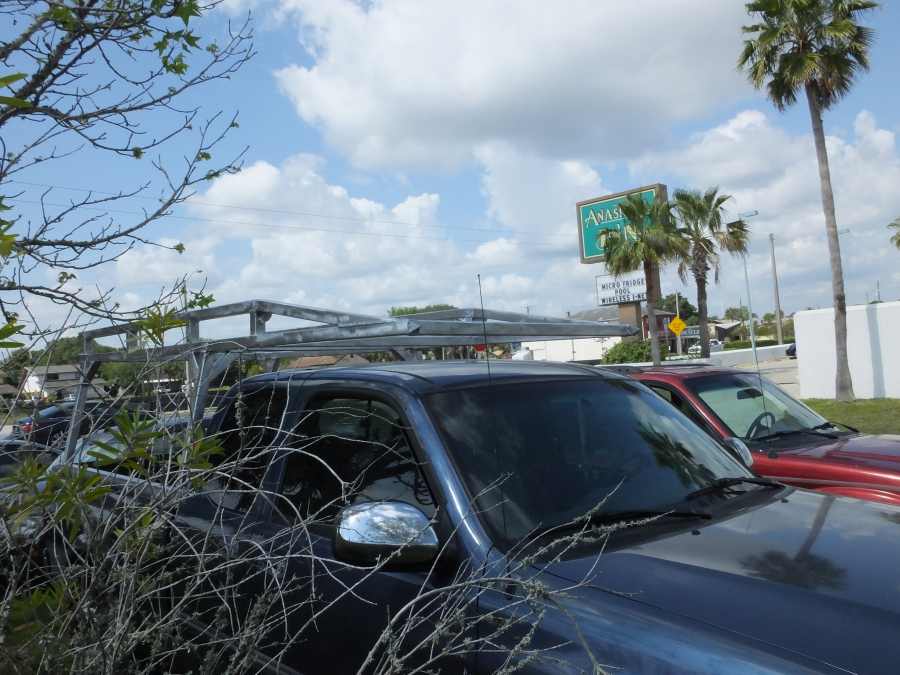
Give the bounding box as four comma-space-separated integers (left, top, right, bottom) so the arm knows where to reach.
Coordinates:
426, 378, 751, 549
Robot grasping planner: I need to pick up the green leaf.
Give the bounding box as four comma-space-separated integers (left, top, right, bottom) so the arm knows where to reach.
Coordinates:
173, 242, 185, 254
0, 320, 25, 349
0, 95, 31, 109
138, 306, 185, 346
173, 0, 201, 26
182, 31, 200, 49
131, 147, 144, 159
0, 320, 24, 340
0, 73, 26, 88
0, 231, 16, 257
186, 291, 214, 309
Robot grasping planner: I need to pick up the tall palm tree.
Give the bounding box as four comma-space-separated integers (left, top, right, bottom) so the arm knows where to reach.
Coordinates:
738, 0, 878, 401
889, 217, 900, 250
674, 188, 749, 358
604, 194, 685, 366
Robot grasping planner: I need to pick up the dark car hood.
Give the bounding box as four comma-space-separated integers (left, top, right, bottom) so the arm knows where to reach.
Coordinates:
785, 433, 900, 473
545, 489, 900, 673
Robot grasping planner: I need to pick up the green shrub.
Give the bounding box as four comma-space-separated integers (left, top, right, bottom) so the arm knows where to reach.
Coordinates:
603, 339, 669, 364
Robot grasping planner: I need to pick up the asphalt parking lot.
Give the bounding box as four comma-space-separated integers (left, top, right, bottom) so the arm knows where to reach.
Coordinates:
733, 356, 800, 397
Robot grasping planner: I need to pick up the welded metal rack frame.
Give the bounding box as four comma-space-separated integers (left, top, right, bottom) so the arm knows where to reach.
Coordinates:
63, 299, 637, 459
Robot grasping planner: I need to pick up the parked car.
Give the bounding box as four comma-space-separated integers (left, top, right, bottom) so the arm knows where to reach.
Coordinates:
617, 363, 900, 505
687, 338, 723, 355
12, 399, 125, 448
46, 361, 900, 673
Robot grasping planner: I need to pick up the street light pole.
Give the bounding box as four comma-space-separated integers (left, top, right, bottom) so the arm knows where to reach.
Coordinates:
769, 233, 784, 345
738, 211, 760, 371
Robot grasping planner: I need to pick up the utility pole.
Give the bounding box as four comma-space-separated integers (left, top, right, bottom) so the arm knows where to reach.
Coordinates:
769, 233, 784, 345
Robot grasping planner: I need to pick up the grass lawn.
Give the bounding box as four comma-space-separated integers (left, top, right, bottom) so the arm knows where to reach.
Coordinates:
803, 399, 900, 436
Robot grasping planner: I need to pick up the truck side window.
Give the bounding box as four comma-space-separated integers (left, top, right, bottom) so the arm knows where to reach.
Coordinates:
276, 395, 435, 525
206, 383, 288, 512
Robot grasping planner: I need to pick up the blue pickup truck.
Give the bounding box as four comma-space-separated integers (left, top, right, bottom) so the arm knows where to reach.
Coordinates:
49, 360, 900, 673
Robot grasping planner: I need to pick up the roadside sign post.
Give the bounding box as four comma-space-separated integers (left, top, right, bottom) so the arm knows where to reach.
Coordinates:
578, 184, 668, 343
675, 291, 682, 355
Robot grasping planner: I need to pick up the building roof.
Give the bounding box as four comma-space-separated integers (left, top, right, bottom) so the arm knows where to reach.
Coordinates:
0, 383, 20, 396
284, 354, 370, 369
569, 306, 620, 322
25, 364, 80, 375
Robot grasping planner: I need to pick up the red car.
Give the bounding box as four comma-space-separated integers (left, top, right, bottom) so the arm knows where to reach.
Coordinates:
612, 364, 900, 506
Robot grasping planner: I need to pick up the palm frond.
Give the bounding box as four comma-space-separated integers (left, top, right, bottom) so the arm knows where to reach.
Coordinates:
889, 218, 900, 250
738, 0, 878, 110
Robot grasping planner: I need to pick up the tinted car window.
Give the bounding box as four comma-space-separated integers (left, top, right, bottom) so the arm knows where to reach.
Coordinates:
648, 385, 716, 436
206, 385, 289, 512
426, 378, 748, 548
276, 396, 435, 524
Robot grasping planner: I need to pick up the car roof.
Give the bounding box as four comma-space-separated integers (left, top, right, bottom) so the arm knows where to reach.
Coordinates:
599, 363, 745, 380
245, 359, 625, 394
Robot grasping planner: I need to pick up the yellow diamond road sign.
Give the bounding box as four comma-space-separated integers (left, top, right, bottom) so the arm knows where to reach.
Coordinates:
668, 316, 686, 337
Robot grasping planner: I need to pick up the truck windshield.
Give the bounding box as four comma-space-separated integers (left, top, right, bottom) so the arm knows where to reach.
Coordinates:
426, 377, 750, 549
686, 372, 829, 441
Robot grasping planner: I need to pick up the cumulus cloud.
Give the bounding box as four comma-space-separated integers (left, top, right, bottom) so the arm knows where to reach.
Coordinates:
107, 107, 900, 335
634, 109, 900, 312
273, 0, 749, 169
114, 150, 611, 321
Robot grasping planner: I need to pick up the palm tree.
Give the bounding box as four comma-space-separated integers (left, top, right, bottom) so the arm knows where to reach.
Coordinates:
604, 194, 685, 366
738, 0, 878, 401
889, 217, 900, 250
674, 188, 749, 358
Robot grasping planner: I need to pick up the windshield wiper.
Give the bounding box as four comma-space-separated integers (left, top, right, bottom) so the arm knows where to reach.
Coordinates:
753, 427, 837, 442
812, 421, 858, 434
537, 507, 712, 539
588, 508, 712, 525
684, 476, 783, 502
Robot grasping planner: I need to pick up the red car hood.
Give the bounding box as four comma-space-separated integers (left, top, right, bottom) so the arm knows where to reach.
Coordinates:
788, 433, 900, 472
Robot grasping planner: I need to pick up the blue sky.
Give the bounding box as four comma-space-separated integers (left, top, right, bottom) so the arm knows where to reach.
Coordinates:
7, 0, 900, 332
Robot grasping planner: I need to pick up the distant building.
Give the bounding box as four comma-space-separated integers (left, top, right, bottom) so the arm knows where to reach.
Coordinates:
521, 306, 624, 364
22, 364, 106, 401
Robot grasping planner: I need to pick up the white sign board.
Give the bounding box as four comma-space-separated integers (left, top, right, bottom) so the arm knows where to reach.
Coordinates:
595, 272, 646, 306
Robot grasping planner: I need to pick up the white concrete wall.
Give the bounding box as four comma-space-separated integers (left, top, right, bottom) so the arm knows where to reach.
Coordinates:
708, 344, 789, 367
522, 337, 621, 362
795, 301, 900, 399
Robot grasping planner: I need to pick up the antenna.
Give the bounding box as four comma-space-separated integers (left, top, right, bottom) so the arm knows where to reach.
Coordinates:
476, 274, 492, 381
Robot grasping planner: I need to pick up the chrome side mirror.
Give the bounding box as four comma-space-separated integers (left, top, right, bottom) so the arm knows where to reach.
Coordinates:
724, 437, 754, 468
335, 501, 438, 567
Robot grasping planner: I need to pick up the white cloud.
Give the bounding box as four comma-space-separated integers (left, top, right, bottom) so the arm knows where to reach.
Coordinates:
115, 238, 219, 288
104, 107, 900, 338
635, 110, 900, 313
153, 150, 615, 320
273, 0, 749, 169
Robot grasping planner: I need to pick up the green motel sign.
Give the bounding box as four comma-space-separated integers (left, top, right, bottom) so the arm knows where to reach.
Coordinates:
576, 184, 667, 264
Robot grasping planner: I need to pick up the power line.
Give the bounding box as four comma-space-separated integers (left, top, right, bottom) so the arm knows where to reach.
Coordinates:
9, 197, 574, 249
6, 178, 558, 238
